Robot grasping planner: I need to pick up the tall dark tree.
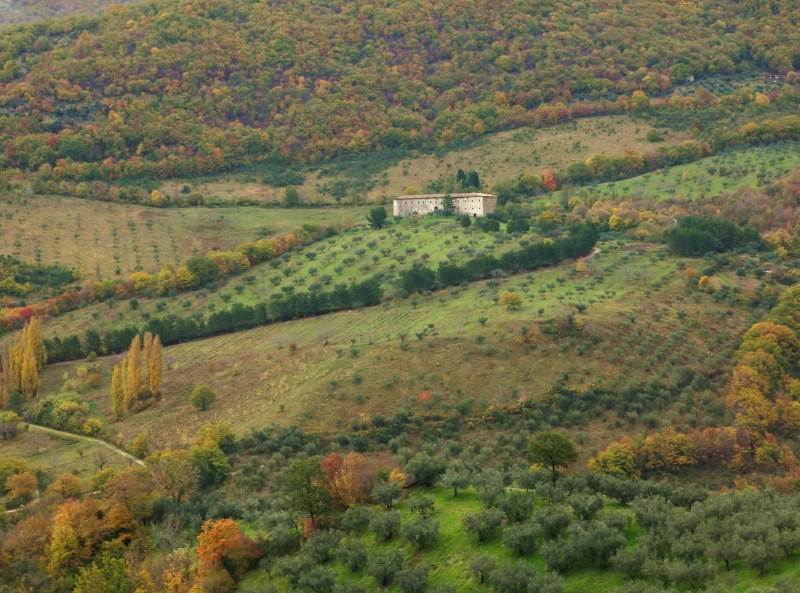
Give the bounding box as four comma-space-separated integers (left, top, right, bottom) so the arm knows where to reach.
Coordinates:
366, 206, 388, 229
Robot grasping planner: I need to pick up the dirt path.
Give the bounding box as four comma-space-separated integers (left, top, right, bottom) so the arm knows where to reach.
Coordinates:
25, 422, 146, 467
4, 424, 145, 514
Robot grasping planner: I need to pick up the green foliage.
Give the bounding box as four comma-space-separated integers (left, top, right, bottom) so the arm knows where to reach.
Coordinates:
367, 549, 404, 586
528, 432, 579, 484
473, 469, 505, 507
366, 207, 388, 229
405, 453, 447, 487
469, 554, 497, 584
369, 510, 401, 542
190, 384, 216, 411
490, 561, 563, 593
190, 439, 231, 488
282, 188, 301, 208
502, 522, 541, 557
441, 461, 471, 496
73, 556, 133, 593
297, 567, 336, 593
371, 479, 401, 509
499, 491, 533, 523
463, 508, 505, 543
399, 264, 437, 295
281, 457, 332, 521
395, 564, 429, 593
185, 255, 220, 287
336, 539, 368, 572
401, 517, 440, 550
441, 195, 455, 216
666, 216, 763, 256
302, 530, 341, 564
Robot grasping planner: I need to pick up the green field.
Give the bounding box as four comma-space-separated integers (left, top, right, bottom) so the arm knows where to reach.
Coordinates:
588, 143, 800, 203
0, 194, 368, 279
35, 216, 522, 336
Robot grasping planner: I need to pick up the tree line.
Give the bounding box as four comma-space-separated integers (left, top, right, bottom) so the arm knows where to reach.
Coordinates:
44, 278, 385, 362
400, 224, 599, 294
0, 224, 339, 335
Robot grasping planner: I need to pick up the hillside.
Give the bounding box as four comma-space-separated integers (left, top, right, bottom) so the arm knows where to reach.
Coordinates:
5, 2, 800, 593
0, 0, 141, 26
0, 0, 798, 184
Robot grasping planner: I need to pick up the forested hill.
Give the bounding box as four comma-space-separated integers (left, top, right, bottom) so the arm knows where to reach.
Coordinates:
0, 0, 141, 26
0, 0, 798, 179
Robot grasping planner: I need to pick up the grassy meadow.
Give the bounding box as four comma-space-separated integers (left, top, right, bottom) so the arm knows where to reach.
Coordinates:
2, 425, 133, 481
159, 116, 688, 204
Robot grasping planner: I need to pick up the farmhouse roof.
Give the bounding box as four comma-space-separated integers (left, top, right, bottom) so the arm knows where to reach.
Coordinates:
393, 192, 497, 200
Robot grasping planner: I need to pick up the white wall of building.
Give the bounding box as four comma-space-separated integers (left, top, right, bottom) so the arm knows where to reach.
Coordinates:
392, 194, 497, 217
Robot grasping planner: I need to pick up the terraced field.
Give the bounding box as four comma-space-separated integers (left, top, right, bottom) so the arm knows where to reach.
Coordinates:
37, 216, 523, 337
39, 239, 763, 448
588, 142, 800, 202
0, 194, 368, 278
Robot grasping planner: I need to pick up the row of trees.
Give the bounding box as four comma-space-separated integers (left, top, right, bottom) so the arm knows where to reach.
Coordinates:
0, 224, 338, 335
400, 224, 599, 294
110, 332, 163, 419
0, 255, 76, 298
0, 318, 46, 407
593, 284, 800, 477
45, 278, 385, 363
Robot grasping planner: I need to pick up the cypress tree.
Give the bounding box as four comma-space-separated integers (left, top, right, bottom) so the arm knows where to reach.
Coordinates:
456, 168, 467, 188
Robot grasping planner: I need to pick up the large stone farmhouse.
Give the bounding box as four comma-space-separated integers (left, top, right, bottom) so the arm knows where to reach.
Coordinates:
392, 192, 498, 217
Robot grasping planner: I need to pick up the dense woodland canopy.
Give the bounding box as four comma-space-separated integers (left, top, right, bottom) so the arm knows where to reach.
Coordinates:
0, 0, 141, 27
0, 0, 799, 180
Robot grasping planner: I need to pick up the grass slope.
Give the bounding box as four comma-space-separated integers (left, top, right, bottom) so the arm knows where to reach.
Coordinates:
37, 238, 760, 449
588, 142, 800, 202
3, 425, 132, 479
0, 194, 367, 278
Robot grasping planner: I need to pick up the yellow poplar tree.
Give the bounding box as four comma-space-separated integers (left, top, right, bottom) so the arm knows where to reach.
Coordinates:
0, 318, 46, 403
120, 357, 134, 414
111, 365, 124, 419
149, 335, 163, 398
25, 316, 46, 370
142, 332, 154, 391
112, 333, 165, 416
127, 334, 142, 403
20, 346, 39, 400
0, 347, 12, 407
